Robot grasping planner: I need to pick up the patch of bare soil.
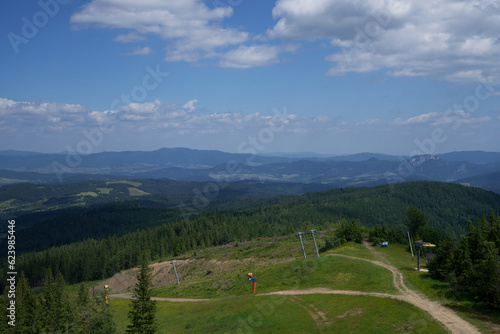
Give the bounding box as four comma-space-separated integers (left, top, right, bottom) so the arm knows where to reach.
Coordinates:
362, 239, 385, 256
99, 256, 294, 294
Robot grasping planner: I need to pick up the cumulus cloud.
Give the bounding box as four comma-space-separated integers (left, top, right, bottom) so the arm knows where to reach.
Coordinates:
0, 97, 301, 137
218, 44, 297, 68
71, 0, 248, 64
2, 96, 498, 153
268, 0, 500, 83
182, 99, 198, 113
0, 98, 88, 128
393, 110, 490, 126
71, 0, 300, 68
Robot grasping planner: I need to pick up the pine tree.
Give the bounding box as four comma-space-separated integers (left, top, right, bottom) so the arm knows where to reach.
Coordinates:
405, 206, 427, 238
0, 285, 14, 334
126, 251, 157, 334
16, 272, 37, 333
40, 270, 76, 333
74, 283, 93, 333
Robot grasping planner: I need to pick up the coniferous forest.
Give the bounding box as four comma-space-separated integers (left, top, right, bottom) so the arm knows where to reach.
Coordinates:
1, 181, 499, 289
1, 180, 499, 333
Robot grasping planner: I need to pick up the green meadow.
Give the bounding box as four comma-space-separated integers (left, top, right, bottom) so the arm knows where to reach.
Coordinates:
107, 238, 456, 333
110, 294, 446, 334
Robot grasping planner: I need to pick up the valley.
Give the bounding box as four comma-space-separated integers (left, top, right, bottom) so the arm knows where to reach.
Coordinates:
1, 149, 499, 333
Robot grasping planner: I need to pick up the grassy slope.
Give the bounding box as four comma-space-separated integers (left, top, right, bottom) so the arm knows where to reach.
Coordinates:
107, 237, 457, 333
372, 243, 500, 334
110, 294, 445, 334
152, 236, 397, 299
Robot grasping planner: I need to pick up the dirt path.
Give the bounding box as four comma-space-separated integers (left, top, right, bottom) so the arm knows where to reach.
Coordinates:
344, 240, 480, 334
111, 242, 480, 334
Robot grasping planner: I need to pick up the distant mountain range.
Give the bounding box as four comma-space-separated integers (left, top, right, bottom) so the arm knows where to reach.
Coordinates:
1, 148, 499, 193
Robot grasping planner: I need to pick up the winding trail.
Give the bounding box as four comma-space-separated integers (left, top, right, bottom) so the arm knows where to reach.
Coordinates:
111, 241, 480, 334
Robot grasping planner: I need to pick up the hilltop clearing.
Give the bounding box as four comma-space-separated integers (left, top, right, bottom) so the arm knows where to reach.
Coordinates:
106, 240, 488, 333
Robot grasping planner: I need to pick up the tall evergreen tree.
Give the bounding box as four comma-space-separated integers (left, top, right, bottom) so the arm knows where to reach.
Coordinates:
41, 270, 76, 333
405, 206, 427, 238
429, 213, 500, 305
0, 285, 14, 334
15, 272, 37, 333
126, 251, 157, 334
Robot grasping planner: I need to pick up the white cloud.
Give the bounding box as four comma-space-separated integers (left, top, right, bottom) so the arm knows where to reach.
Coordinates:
71, 0, 248, 64
18, 97, 297, 135
182, 99, 198, 113
392, 110, 491, 126
71, 0, 299, 68
460, 116, 491, 124
0, 98, 88, 127
124, 46, 152, 56
219, 44, 294, 68
268, 0, 500, 83
3, 96, 497, 154
393, 112, 442, 125
114, 32, 146, 43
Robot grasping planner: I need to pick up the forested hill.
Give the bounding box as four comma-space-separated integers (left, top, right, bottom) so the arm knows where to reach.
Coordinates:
0, 179, 332, 221
4, 181, 499, 288
216, 181, 500, 236
5, 181, 500, 256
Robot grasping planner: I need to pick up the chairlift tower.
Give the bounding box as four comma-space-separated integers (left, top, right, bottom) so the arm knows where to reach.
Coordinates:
309, 230, 320, 257
296, 232, 307, 259
414, 241, 436, 270
171, 260, 180, 284
295, 229, 321, 259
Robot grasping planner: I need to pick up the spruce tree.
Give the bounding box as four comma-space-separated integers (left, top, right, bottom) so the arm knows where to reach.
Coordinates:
405, 206, 427, 238
16, 272, 37, 333
126, 251, 157, 334
0, 285, 14, 334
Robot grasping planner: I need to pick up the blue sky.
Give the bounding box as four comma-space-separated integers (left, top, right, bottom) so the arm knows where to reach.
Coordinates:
1, 0, 499, 155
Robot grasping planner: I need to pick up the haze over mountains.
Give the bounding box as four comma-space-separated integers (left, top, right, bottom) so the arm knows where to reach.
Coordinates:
0, 148, 499, 193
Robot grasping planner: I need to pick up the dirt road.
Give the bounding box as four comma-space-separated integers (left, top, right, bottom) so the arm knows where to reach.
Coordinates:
355, 240, 480, 334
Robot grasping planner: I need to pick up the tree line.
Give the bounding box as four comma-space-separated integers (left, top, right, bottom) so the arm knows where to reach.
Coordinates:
1, 213, 292, 289
5, 181, 500, 254
3, 181, 500, 291
0, 271, 116, 334
429, 212, 500, 305
0, 254, 158, 333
